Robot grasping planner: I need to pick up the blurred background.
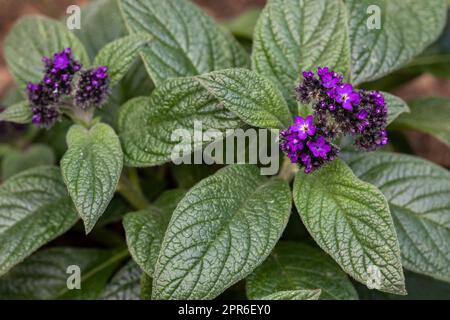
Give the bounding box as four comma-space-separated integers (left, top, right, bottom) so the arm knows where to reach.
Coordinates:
0, 0, 449, 166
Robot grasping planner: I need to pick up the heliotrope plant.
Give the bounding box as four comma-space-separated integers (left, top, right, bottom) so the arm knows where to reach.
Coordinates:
0, 0, 449, 301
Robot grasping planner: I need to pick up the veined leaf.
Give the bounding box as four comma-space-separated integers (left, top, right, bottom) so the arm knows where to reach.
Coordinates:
384, 92, 409, 125
94, 33, 153, 86
246, 242, 358, 300
101, 260, 142, 300
347, 0, 447, 84
152, 165, 292, 300
347, 152, 450, 283
0, 101, 31, 124
260, 289, 321, 300
391, 97, 450, 147
252, 0, 350, 111
118, 0, 248, 85
293, 160, 406, 295
118, 78, 241, 167
4, 16, 89, 89
0, 247, 126, 299
61, 123, 123, 233
0, 166, 79, 276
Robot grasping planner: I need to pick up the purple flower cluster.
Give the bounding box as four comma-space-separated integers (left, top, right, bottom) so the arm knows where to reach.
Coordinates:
281, 67, 389, 173
295, 67, 388, 150
75, 66, 110, 109
280, 115, 338, 173
25, 48, 110, 128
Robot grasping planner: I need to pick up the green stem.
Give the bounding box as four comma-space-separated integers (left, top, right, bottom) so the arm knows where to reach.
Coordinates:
117, 173, 149, 210
278, 157, 298, 183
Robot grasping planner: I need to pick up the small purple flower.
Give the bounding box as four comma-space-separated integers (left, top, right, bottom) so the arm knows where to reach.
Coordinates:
307, 136, 332, 158
335, 84, 361, 111
303, 71, 314, 79
292, 115, 316, 139
30, 104, 61, 129
318, 67, 342, 89
75, 66, 110, 109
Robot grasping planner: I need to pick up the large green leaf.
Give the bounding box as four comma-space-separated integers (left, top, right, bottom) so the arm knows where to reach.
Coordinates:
197, 69, 292, 129
93, 33, 153, 86
391, 97, 450, 147
118, 0, 249, 85
0, 247, 126, 299
0, 166, 78, 276
347, 152, 450, 283
4, 16, 89, 89
61, 123, 123, 233
0, 101, 31, 124
260, 289, 321, 300
101, 260, 142, 300
152, 165, 292, 300
246, 242, 358, 300
252, 0, 350, 111
2, 144, 55, 180
293, 160, 406, 295
118, 78, 241, 167
347, 0, 447, 84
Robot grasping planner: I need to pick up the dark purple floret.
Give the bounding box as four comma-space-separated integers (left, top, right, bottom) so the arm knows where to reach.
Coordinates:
30, 104, 61, 129
74, 66, 110, 109
280, 115, 339, 173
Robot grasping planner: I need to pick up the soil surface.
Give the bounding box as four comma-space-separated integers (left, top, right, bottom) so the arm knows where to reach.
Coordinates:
0, 0, 449, 166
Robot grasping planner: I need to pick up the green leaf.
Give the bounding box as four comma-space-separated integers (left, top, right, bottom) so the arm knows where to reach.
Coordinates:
391, 97, 450, 147
246, 242, 358, 300
2, 144, 55, 180
140, 273, 153, 300
118, 78, 241, 167
0, 166, 79, 276
223, 8, 262, 40
252, 0, 350, 112
4, 16, 89, 89
118, 0, 248, 85
152, 165, 292, 300
0, 247, 126, 299
384, 92, 409, 125
347, 0, 447, 84
260, 289, 321, 300
75, 0, 127, 59
347, 152, 450, 283
61, 123, 123, 233
197, 69, 292, 129
0, 101, 31, 124
293, 160, 406, 295
93, 33, 153, 86
101, 260, 142, 300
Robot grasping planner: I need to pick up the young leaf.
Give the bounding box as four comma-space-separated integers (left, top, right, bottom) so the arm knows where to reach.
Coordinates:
197, 69, 292, 129
118, 0, 248, 85
293, 160, 406, 295
152, 165, 292, 300
118, 79, 241, 167
0, 166, 79, 276
259, 289, 321, 300
391, 97, 450, 147
0, 101, 31, 124
4, 16, 89, 89
252, 0, 350, 111
101, 260, 142, 300
61, 123, 123, 233
246, 242, 358, 300
0, 247, 126, 299
347, 152, 450, 283
384, 92, 409, 125
347, 0, 447, 84
93, 33, 153, 86
2, 144, 55, 180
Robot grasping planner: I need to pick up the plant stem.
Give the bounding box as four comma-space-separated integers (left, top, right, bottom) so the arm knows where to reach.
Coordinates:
278, 157, 298, 183
117, 172, 149, 210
